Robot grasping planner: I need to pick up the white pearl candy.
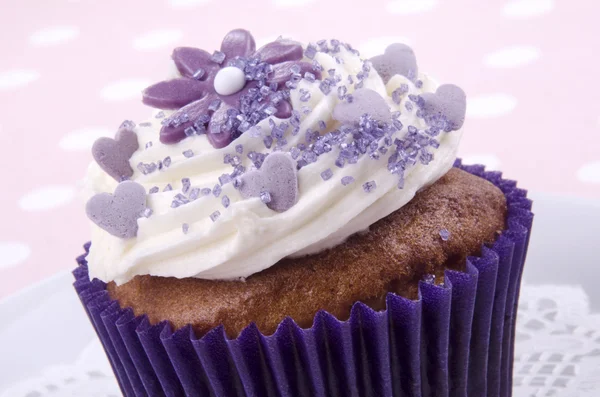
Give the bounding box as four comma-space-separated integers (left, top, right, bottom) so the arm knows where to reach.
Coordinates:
213, 66, 246, 96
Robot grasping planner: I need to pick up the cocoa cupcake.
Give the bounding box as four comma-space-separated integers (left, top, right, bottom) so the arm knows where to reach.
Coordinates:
75, 29, 533, 396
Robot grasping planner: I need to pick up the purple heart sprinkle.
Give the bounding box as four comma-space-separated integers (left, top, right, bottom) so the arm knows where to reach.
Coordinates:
92, 127, 139, 182
333, 88, 391, 124
86, 181, 147, 239
239, 152, 298, 212
419, 84, 467, 131
370, 43, 418, 84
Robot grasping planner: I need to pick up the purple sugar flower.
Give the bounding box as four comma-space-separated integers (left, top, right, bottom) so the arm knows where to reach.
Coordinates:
142, 29, 321, 149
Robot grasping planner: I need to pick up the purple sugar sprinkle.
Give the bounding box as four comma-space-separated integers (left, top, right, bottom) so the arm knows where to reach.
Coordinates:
405, 101, 414, 112
223, 153, 232, 164
260, 191, 272, 204
290, 146, 301, 159
392, 88, 404, 104
149, 186, 159, 194
120, 120, 135, 129
301, 106, 311, 114
346, 94, 354, 103
182, 223, 189, 234
319, 80, 331, 95
392, 119, 403, 130
158, 161, 164, 170
219, 173, 232, 186
341, 176, 355, 186
290, 64, 301, 75
171, 201, 180, 209
163, 184, 172, 192
181, 178, 191, 194
221, 195, 230, 208
439, 228, 451, 241
155, 111, 165, 119
163, 156, 171, 167
304, 72, 316, 82
231, 155, 241, 166
189, 187, 200, 200
235, 144, 244, 154
210, 50, 226, 64
183, 149, 194, 158
208, 99, 222, 112
337, 85, 347, 100
210, 210, 221, 222
232, 178, 242, 189
312, 60, 323, 72
408, 125, 418, 134
320, 168, 333, 181
192, 68, 205, 80
212, 184, 222, 197
354, 80, 364, 90
328, 68, 336, 77
319, 120, 327, 130
397, 175, 405, 189
263, 136, 273, 149
305, 44, 317, 59
302, 150, 317, 164
145, 141, 153, 149
142, 208, 153, 218
201, 187, 212, 196
363, 180, 377, 193
184, 127, 196, 137
415, 80, 423, 88
299, 90, 311, 102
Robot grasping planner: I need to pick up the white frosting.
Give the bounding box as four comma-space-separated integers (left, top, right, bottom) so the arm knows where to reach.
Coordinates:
84, 46, 463, 285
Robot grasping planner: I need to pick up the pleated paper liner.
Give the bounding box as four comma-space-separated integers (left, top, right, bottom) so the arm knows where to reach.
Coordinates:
73, 161, 534, 397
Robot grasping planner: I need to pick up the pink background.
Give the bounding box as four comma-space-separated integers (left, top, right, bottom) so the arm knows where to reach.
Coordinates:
0, 0, 598, 299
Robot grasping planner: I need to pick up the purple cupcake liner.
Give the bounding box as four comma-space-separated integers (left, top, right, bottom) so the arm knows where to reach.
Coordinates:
73, 161, 534, 397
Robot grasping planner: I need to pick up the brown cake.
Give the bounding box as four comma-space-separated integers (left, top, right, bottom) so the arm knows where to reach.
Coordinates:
108, 167, 506, 337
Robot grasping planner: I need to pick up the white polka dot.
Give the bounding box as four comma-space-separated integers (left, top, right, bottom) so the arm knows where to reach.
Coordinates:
461, 154, 502, 170
100, 79, 150, 101
484, 46, 541, 68
386, 0, 438, 15
358, 36, 413, 58
19, 186, 76, 212
272, 0, 317, 7
467, 94, 517, 118
0, 242, 31, 270
502, 0, 555, 18
29, 26, 80, 47
133, 29, 184, 51
168, 0, 213, 7
577, 161, 600, 184
59, 127, 113, 151
0, 70, 40, 91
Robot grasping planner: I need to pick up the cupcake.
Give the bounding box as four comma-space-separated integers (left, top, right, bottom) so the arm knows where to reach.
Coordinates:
75, 29, 534, 396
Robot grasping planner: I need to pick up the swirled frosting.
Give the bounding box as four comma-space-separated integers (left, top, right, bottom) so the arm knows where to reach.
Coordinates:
85, 40, 464, 285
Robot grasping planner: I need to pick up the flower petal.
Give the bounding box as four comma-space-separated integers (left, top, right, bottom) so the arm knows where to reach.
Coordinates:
159, 95, 213, 144
207, 103, 234, 149
275, 100, 292, 119
143, 78, 206, 109
268, 61, 321, 85
172, 47, 218, 79
221, 29, 256, 64
256, 39, 303, 65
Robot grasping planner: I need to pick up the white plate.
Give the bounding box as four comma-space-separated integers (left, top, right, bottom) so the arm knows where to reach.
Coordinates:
1, 192, 599, 396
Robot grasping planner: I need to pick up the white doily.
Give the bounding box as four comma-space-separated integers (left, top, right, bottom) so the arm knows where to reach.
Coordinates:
3, 283, 599, 397
0, 339, 120, 397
